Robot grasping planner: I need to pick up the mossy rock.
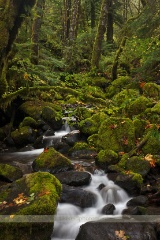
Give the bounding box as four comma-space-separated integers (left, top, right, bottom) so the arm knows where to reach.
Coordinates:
79, 112, 107, 135
125, 156, 151, 177
97, 118, 135, 153
91, 77, 110, 88
11, 126, 36, 147
118, 153, 130, 169
41, 106, 62, 130
32, 147, 73, 174
69, 142, 97, 159
143, 83, 160, 99
96, 150, 119, 169
105, 76, 131, 98
19, 117, 38, 128
87, 134, 98, 148
0, 172, 61, 240
113, 89, 139, 106
142, 127, 160, 155
151, 102, 160, 115
75, 107, 95, 121
0, 164, 23, 182
127, 96, 152, 117
133, 119, 148, 138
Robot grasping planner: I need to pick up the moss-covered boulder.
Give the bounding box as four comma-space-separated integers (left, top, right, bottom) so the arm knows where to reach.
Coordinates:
133, 118, 148, 138
19, 117, 38, 128
0, 164, 23, 183
69, 142, 97, 159
75, 107, 94, 121
142, 127, 160, 155
112, 89, 139, 107
125, 156, 151, 177
143, 82, 160, 99
32, 147, 73, 174
97, 117, 135, 153
11, 126, 36, 148
127, 96, 152, 117
79, 112, 107, 135
87, 134, 98, 148
151, 102, 160, 115
96, 150, 119, 170
41, 106, 62, 130
0, 172, 61, 240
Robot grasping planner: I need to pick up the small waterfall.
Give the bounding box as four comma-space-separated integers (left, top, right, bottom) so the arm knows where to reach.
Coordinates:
52, 172, 131, 240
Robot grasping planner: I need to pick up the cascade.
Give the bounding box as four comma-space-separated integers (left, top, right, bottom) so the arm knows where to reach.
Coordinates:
51, 171, 131, 240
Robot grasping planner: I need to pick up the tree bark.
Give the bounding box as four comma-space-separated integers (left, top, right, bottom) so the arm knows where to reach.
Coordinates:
31, 0, 45, 65
69, 0, 81, 42
107, 0, 113, 43
0, 0, 36, 97
63, 0, 72, 41
91, 0, 109, 69
91, 0, 96, 28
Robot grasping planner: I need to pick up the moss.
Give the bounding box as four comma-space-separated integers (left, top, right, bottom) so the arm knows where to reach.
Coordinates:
41, 106, 62, 126
127, 96, 152, 117
97, 150, 119, 165
151, 102, 160, 115
133, 119, 148, 138
142, 127, 160, 155
11, 126, 34, 147
118, 153, 130, 169
71, 142, 90, 151
106, 76, 131, 98
113, 89, 139, 106
91, 77, 110, 88
143, 83, 160, 99
75, 107, 94, 121
33, 147, 72, 172
125, 156, 150, 177
87, 134, 98, 148
131, 172, 143, 187
79, 112, 107, 135
97, 118, 135, 153
0, 163, 23, 182
19, 117, 38, 128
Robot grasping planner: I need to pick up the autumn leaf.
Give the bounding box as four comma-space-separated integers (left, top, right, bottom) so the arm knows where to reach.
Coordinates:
115, 230, 128, 240
13, 193, 28, 205
139, 82, 146, 88
144, 154, 156, 167
38, 190, 51, 197
44, 147, 49, 153
109, 124, 117, 129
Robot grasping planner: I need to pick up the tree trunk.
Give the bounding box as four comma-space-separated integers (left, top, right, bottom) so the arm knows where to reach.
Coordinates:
63, 0, 72, 41
107, 0, 113, 43
31, 0, 45, 65
91, 0, 96, 28
0, 0, 36, 97
91, 0, 109, 69
69, 0, 81, 42
140, 0, 147, 7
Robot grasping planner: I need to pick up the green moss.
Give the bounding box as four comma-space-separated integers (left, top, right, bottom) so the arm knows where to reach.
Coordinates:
11, 126, 34, 147
118, 153, 130, 169
0, 164, 23, 181
131, 172, 143, 187
97, 150, 118, 165
133, 119, 147, 138
19, 117, 37, 128
127, 96, 152, 117
41, 106, 62, 122
75, 107, 94, 121
113, 89, 139, 106
79, 112, 107, 135
126, 156, 150, 177
33, 147, 72, 171
143, 83, 160, 99
71, 142, 90, 151
97, 118, 135, 153
151, 102, 160, 115
142, 127, 160, 155
87, 134, 98, 148
91, 77, 110, 88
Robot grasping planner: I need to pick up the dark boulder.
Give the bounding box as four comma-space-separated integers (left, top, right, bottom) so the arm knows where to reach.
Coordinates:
62, 130, 81, 146
60, 184, 97, 208
101, 204, 115, 215
127, 195, 149, 207
54, 171, 91, 186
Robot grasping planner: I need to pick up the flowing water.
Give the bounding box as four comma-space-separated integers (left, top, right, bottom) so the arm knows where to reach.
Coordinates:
51, 171, 131, 240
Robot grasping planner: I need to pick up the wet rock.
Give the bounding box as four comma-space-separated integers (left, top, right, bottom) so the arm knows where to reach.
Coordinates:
32, 147, 73, 174
41, 106, 62, 130
126, 156, 151, 177
97, 183, 105, 191
69, 142, 97, 159
0, 163, 23, 183
122, 206, 147, 215
54, 171, 91, 186
62, 130, 81, 146
101, 204, 115, 215
60, 184, 97, 208
75, 221, 157, 240
0, 172, 61, 240
54, 141, 71, 154
127, 195, 149, 207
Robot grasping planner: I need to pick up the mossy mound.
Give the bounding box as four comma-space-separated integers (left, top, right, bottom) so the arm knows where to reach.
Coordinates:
151, 102, 160, 115
143, 82, 160, 99
75, 107, 95, 121
19, 117, 38, 128
125, 156, 151, 177
97, 117, 135, 153
41, 106, 62, 130
91, 77, 110, 88
105, 76, 131, 98
87, 134, 98, 148
69, 142, 97, 159
0, 164, 23, 182
96, 150, 119, 169
11, 126, 36, 147
32, 147, 73, 174
142, 127, 160, 155
0, 172, 61, 240
133, 118, 148, 138
113, 89, 139, 107
79, 112, 107, 135
127, 96, 152, 117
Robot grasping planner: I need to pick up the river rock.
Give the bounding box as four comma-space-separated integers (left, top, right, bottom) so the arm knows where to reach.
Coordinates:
60, 184, 97, 208
54, 171, 91, 186
41, 106, 62, 130
62, 130, 81, 146
32, 147, 73, 174
127, 195, 149, 207
101, 203, 115, 215
0, 163, 23, 183
122, 206, 147, 215
0, 172, 61, 240
75, 221, 157, 240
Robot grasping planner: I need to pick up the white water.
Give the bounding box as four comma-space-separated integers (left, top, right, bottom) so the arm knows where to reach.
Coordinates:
51, 170, 131, 240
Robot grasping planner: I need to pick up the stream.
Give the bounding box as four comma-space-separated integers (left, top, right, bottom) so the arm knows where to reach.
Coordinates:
0, 122, 131, 240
